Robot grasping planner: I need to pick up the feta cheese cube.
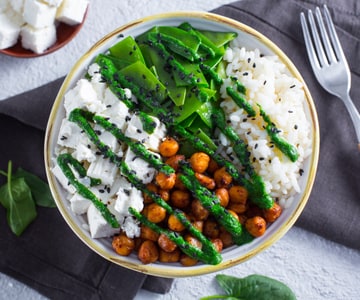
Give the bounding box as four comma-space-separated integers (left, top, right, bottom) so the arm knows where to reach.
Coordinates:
87, 156, 118, 186
87, 203, 120, 238
42, 0, 63, 7
123, 148, 157, 184
56, 0, 88, 26
0, 0, 9, 12
0, 13, 20, 49
69, 192, 91, 215
114, 186, 144, 216
21, 24, 56, 54
72, 143, 96, 163
10, 0, 24, 14
23, 0, 56, 29
51, 164, 76, 194
57, 118, 89, 149
124, 115, 166, 151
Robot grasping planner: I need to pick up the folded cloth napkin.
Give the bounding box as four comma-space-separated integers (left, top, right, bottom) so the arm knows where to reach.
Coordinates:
0, 0, 359, 299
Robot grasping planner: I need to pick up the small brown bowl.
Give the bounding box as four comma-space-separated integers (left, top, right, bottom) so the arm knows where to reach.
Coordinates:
0, 10, 87, 58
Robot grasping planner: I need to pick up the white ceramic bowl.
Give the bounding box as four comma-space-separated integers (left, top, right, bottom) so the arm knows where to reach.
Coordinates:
44, 11, 319, 277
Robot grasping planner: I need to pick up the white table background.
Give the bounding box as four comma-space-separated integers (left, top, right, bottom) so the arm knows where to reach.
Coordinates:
0, 1, 359, 299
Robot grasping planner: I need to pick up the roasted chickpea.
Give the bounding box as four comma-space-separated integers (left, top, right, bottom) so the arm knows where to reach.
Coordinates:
203, 219, 220, 238
138, 240, 159, 264
168, 214, 186, 232
184, 234, 202, 249
155, 172, 176, 190
214, 167, 232, 188
158, 233, 177, 252
180, 254, 198, 267
219, 231, 234, 248
145, 203, 167, 223
227, 202, 247, 214
143, 183, 158, 204
195, 172, 216, 190
227, 209, 240, 222
215, 188, 229, 207
191, 220, 204, 232
211, 238, 223, 253
174, 173, 187, 190
158, 189, 170, 201
263, 202, 282, 223
171, 190, 191, 208
190, 152, 210, 173
191, 199, 209, 221
159, 248, 181, 263
112, 233, 135, 256
228, 185, 248, 204
207, 158, 219, 174
245, 216, 267, 237
159, 137, 179, 157
165, 154, 185, 171
140, 225, 159, 241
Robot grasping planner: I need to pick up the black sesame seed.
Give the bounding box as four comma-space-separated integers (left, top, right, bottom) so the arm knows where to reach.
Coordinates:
243, 72, 249, 76
299, 169, 304, 176
290, 84, 296, 88
294, 125, 298, 130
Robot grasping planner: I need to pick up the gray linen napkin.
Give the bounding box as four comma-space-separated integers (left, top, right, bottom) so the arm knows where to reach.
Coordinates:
212, 0, 360, 250
0, 0, 359, 299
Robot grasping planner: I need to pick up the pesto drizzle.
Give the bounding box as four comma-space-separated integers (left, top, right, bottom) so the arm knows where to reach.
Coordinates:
258, 104, 299, 162
57, 153, 120, 228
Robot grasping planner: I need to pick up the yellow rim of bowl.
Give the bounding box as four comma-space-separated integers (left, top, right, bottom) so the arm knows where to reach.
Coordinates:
44, 11, 320, 277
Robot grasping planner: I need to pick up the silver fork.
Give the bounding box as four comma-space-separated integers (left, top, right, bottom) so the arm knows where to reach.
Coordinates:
300, 5, 360, 151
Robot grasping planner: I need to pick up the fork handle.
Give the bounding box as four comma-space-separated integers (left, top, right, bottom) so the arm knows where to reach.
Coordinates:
342, 93, 360, 151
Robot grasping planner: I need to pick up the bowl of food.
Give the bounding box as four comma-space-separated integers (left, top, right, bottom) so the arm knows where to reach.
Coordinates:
44, 11, 319, 277
0, 0, 88, 57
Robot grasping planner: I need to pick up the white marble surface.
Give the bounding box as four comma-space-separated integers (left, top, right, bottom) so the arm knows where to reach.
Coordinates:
1, 1, 360, 299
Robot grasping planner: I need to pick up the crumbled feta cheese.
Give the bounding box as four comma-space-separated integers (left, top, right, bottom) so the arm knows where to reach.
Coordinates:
122, 217, 140, 238
21, 23, 56, 54
64, 79, 105, 116
123, 148, 157, 184
56, 0, 88, 26
87, 156, 118, 186
0, 13, 21, 49
23, 0, 56, 29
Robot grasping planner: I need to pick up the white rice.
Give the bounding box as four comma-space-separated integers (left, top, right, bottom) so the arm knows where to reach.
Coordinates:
219, 45, 312, 208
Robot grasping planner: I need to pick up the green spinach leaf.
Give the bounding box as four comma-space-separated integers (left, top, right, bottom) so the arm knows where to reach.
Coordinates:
0, 162, 37, 236
0, 161, 55, 236
14, 168, 56, 208
200, 274, 296, 300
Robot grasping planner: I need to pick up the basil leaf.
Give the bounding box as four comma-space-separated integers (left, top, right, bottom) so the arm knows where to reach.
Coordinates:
14, 168, 56, 208
216, 274, 297, 300
0, 177, 37, 236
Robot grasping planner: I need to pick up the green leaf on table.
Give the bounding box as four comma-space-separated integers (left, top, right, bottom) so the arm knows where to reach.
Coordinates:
200, 274, 296, 300
14, 168, 56, 208
0, 176, 37, 236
